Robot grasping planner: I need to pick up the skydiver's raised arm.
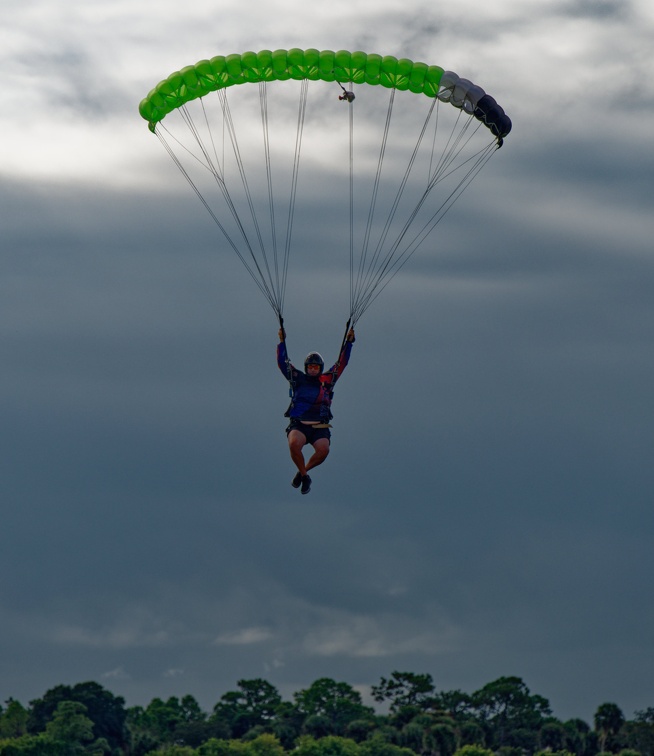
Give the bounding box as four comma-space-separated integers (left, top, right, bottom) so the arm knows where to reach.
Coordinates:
328, 328, 355, 381
277, 330, 296, 380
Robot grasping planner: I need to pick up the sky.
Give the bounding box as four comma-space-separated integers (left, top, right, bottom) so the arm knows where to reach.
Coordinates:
2, 0, 654, 728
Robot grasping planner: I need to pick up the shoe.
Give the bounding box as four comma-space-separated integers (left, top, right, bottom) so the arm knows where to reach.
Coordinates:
300, 475, 312, 495
291, 472, 302, 489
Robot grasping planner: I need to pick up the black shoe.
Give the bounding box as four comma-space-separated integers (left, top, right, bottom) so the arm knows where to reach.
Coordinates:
301, 475, 312, 495
292, 472, 302, 489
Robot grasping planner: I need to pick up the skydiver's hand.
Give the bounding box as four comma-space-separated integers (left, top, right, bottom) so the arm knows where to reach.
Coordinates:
346, 328, 355, 343
278, 327, 286, 341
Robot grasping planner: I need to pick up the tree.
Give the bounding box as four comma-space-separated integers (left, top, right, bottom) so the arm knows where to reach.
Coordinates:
294, 679, 374, 737
540, 721, 568, 752
294, 734, 361, 756
196, 739, 250, 755
562, 718, 593, 756
452, 745, 495, 756
44, 701, 94, 752
635, 709, 654, 724
436, 691, 475, 720
175, 695, 218, 747
247, 733, 286, 756
268, 701, 305, 750
126, 694, 220, 751
396, 712, 457, 756
0, 700, 28, 739
344, 718, 378, 743
359, 737, 416, 756
457, 721, 486, 748
470, 677, 551, 750
303, 715, 334, 739
372, 673, 436, 713
144, 747, 195, 756
0, 732, 69, 754
623, 708, 654, 756
212, 680, 283, 739
594, 703, 625, 753
28, 682, 127, 752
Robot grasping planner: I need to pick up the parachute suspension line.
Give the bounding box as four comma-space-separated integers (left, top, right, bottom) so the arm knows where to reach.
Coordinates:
349, 101, 500, 323
280, 78, 309, 312
367, 97, 436, 285
175, 100, 274, 299
427, 107, 480, 189
427, 98, 441, 188
351, 136, 498, 320
347, 86, 355, 318
258, 82, 282, 309
154, 124, 281, 314
216, 90, 282, 315
350, 88, 396, 324
408, 139, 498, 254
350, 96, 437, 325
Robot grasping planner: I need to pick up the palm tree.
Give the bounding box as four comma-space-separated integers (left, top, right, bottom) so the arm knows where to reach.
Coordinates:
594, 703, 625, 753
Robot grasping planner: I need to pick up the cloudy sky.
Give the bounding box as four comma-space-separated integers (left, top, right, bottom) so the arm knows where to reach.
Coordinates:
2, 0, 653, 727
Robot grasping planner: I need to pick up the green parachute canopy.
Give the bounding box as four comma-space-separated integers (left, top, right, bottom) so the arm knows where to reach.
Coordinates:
139, 48, 511, 325
140, 48, 511, 142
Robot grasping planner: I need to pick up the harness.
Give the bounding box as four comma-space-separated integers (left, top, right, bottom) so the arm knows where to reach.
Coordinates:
279, 317, 350, 422
283, 366, 338, 421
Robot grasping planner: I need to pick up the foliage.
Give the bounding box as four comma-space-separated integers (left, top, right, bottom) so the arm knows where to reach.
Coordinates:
594, 705, 626, 754
358, 737, 416, 756
213, 681, 282, 740
623, 715, 654, 756
0, 673, 650, 756
470, 677, 551, 750
196, 739, 251, 755
0, 733, 68, 755
294, 680, 375, 738
44, 701, 94, 747
452, 745, 495, 756
294, 735, 360, 756
127, 694, 222, 752
28, 682, 127, 752
372, 674, 436, 713
0, 702, 28, 740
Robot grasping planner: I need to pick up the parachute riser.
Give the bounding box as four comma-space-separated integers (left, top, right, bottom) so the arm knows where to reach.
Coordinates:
338, 317, 352, 360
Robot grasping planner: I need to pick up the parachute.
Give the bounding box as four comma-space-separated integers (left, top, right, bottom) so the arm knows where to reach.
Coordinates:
139, 48, 511, 329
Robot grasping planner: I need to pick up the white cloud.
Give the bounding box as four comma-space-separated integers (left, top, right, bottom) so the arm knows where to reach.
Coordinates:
213, 626, 273, 645
163, 668, 186, 678
302, 612, 459, 658
51, 622, 172, 649
101, 666, 131, 680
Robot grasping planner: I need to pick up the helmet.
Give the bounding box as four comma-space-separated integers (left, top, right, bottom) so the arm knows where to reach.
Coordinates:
304, 352, 324, 372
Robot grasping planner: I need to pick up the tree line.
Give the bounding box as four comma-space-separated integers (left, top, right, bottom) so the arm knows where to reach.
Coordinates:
1, 673, 653, 756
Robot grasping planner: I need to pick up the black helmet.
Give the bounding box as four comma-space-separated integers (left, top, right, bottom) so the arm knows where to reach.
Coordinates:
304, 352, 324, 372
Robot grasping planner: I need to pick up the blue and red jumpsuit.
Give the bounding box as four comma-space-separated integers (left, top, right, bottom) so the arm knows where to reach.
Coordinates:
277, 340, 353, 426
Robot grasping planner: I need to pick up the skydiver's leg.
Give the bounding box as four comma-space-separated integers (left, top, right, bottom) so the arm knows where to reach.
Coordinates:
288, 429, 309, 476
306, 438, 330, 471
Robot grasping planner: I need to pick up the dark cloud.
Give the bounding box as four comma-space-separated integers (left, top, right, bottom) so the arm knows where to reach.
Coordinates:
2, 0, 654, 732
3, 135, 653, 721
560, 0, 628, 20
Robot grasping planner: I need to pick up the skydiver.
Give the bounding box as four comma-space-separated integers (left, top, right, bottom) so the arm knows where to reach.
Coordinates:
337, 82, 355, 102
277, 327, 355, 495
